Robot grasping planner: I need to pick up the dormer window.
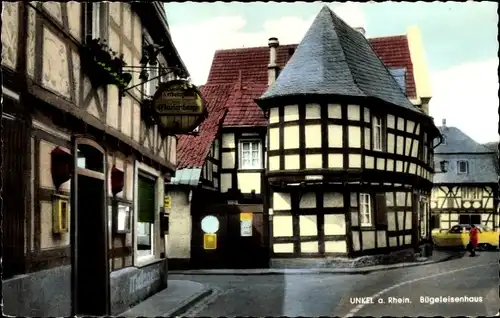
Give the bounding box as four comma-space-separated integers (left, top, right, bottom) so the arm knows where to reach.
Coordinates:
372, 116, 383, 151
457, 160, 469, 174
442, 135, 447, 145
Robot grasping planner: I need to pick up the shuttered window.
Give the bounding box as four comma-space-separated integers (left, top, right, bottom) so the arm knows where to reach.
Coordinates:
375, 193, 387, 225
138, 175, 155, 223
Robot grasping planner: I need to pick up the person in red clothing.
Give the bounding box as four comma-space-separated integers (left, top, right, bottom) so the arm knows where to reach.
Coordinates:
468, 224, 479, 257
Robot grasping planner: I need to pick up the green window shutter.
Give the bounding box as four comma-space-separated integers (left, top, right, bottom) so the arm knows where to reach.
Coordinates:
138, 175, 155, 223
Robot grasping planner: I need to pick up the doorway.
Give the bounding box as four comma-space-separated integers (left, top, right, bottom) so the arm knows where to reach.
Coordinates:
71, 138, 110, 316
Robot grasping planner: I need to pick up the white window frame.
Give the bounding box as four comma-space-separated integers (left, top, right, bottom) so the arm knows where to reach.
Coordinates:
85, 3, 102, 40
461, 187, 480, 201
133, 161, 163, 267
359, 193, 372, 227
91, 3, 101, 39
239, 139, 262, 170
143, 63, 159, 98
372, 116, 383, 151
457, 160, 468, 174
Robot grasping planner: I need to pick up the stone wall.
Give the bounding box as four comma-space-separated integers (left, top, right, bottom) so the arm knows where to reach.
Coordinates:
2, 260, 167, 316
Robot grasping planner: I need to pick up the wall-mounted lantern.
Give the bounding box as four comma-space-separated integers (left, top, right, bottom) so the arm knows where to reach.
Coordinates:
439, 160, 449, 173
110, 165, 125, 196
51, 147, 73, 191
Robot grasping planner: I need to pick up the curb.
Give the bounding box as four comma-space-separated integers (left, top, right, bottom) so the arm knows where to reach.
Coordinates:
169, 253, 463, 276
162, 287, 213, 317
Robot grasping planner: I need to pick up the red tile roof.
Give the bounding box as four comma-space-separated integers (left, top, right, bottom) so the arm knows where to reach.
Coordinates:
369, 35, 416, 99
176, 84, 229, 169
206, 36, 416, 98
177, 34, 417, 169
222, 80, 269, 127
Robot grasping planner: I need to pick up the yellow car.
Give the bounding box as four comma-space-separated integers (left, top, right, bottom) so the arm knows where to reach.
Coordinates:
432, 224, 498, 250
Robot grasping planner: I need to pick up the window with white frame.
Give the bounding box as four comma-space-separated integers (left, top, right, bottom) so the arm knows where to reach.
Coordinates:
372, 116, 383, 151
239, 139, 262, 169
457, 160, 469, 174
136, 173, 156, 260
359, 193, 372, 227
144, 63, 158, 98
461, 187, 480, 200
85, 3, 102, 40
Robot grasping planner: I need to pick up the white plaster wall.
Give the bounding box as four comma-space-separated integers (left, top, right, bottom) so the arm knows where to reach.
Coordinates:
166, 189, 191, 259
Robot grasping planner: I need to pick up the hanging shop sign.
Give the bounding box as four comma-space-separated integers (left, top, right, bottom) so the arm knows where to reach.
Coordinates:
151, 80, 207, 134
240, 212, 253, 237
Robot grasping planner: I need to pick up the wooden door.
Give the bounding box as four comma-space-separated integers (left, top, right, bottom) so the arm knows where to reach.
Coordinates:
1, 111, 28, 278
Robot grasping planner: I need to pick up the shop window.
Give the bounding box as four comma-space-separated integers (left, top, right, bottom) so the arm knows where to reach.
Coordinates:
137, 174, 156, 260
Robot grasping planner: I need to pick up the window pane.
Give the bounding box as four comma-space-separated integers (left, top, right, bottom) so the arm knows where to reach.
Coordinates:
252, 150, 259, 160
242, 143, 250, 151
252, 159, 259, 167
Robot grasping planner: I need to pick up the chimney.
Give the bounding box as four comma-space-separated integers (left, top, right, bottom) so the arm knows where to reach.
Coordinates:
354, 27, 366, 36
268, 37, 279, 86
442, 118, 446, 127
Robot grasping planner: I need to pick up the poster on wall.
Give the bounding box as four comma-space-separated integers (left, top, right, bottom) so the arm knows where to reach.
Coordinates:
240, 212, 253, 237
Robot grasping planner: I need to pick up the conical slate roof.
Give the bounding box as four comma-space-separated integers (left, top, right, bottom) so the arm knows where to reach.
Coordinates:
259, 6, 420, 113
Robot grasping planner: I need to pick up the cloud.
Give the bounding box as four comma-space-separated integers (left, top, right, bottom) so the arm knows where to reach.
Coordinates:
169, 2, 366, 85
429, 58, 499, 143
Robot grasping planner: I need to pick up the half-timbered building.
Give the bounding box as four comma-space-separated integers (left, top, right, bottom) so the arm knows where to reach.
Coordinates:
256, 6, 440, 262
165, 6, 437, 268
2, 2, 191, 316
430, 119, 498, 231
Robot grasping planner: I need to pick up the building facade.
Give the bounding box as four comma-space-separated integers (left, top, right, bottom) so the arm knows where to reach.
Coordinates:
256, 6, 440, 262
1, 2, 188, 316
166, 6, 438, 268
430, 120, 498, 231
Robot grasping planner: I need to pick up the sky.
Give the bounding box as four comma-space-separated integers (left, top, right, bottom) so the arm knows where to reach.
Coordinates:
165, 2, 499, 143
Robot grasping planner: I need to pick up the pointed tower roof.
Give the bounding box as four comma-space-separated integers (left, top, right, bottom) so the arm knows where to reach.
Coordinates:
258, 6, 420, 113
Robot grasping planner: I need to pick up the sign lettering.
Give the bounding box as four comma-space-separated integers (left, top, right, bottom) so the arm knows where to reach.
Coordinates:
129, 268, 160, 295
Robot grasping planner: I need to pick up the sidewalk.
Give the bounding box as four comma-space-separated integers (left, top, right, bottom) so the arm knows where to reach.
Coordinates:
169, 250, 463, 276
119, 280, 213, 317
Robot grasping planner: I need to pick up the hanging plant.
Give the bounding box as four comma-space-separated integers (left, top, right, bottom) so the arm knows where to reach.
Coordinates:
79, 36, 132, 91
